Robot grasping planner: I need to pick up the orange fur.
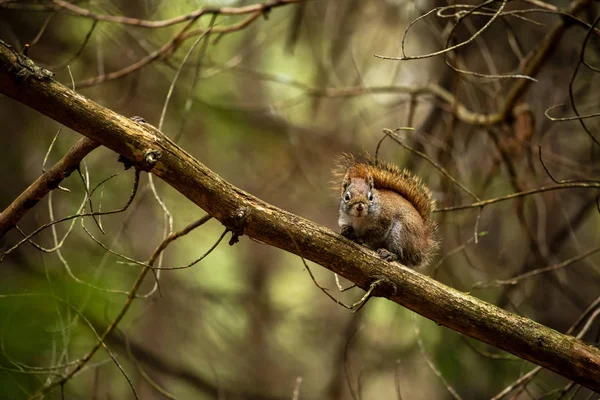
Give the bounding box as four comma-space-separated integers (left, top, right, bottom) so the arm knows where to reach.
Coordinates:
332, 153, 436, 220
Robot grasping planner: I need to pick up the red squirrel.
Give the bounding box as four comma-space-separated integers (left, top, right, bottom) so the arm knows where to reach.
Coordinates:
333, 154, 439, 268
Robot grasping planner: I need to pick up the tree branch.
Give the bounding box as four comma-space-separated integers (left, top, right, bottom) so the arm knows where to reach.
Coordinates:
0, 136, 99, 237
0, 42, 599, 393
49, 0, 304, 28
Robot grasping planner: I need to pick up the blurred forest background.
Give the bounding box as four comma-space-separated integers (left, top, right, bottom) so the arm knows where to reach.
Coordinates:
0, 0, 599, 399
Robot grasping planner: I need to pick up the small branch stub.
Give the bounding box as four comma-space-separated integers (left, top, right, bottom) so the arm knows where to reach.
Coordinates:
117, 148, 161, 172
142, 148, 162, 170
228, 207, 249, 245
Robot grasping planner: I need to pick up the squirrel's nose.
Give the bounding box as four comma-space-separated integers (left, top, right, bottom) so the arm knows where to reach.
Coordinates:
356, 203, 364, 212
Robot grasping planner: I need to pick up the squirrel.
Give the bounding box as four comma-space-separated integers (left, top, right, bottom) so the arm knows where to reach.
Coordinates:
332, 154, 439, 268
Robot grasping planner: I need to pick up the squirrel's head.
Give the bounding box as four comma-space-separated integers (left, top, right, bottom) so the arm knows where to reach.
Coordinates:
340, 173, 377, 218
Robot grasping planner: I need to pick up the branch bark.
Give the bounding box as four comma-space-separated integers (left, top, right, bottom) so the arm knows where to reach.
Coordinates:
0, 43, 599, 392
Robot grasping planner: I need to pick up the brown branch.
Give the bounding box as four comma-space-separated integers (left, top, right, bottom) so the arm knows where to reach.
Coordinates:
0, 43, 599, 393
382, 128, 480, 201
491, 298, 600, 399
33, 215, 214, 397
473, 244, 600, 288
74, 9, 267, 88
218, 70, 554, 127
49, 0, 305, 28
497, 0, 592, 119
0, 136, 99, 238
374, 0, 595, 126
377, 0, 508, 62
75, 18, 197, 88
435, 182, 600, 212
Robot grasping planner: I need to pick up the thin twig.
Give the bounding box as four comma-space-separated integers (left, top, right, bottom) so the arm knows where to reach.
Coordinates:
0, 137, 99, 238
413, 315, 462, 400
47, 20, 98, 70
473, 244, 600, 288
435, 182, 600, 212
1, 169, 140, 260
432, 232, 488, 278
29, 215, 213, 398
383, 128, 480, 201
567, 14, 600, 147
50, 0, 304, 28
491, 301, 600, 399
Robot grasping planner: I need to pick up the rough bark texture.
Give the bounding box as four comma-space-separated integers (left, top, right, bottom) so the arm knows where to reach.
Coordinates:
0, 43, 599, 392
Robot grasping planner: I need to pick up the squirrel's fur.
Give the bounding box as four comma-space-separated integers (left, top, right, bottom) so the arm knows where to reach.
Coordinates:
332, 153, 436, 220
333, 153, 439, 268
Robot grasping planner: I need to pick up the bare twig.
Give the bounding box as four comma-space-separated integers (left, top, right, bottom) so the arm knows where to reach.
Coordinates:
544, 103, 600, 122
432, 232, 488, 278
50, 0, 304, 29
1, 169, 140, 260
491, 300, 600, 399
29, 12, 55, 47
473, 244, 600, 288
435, 182, 600, 212
461, 337, 519, 361
394, 360, 403, 400
124, 333, 179, 400
30, 215, 213, 398
376, 0, 507, 61
0, 136, 99, 238
291, 376, 303, 400
413, 316, 462, 400
567, 14, 600, 147
375, 0, 596, 127
383, 128, 480, 201
47, 20, 98, 70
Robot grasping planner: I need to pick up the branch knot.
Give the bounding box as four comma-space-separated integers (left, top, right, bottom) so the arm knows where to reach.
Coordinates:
227, 207, 249, 245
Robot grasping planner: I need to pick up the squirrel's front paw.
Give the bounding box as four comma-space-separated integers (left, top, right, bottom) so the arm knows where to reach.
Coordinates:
377, 248, 398, 262
340, 225, 356, 240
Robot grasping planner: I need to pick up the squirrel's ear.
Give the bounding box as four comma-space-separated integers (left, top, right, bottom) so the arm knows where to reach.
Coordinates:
342, 176, 351, 192
366, 173, 374, 188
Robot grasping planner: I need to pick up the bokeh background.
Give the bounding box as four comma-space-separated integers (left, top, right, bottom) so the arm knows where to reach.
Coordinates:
0, 0, 599, 399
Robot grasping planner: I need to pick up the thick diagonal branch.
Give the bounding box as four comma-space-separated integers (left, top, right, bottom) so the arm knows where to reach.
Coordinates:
0, 44, 599, 392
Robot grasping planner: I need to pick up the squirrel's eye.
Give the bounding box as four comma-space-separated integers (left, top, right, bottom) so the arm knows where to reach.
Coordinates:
344, 192, 351, 201
368, 192, 373, 201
